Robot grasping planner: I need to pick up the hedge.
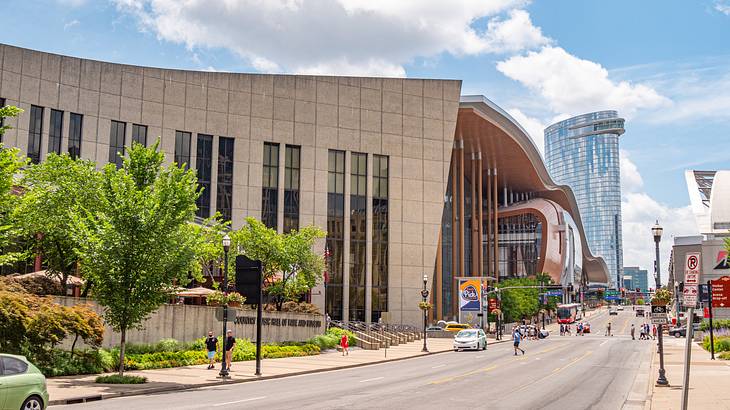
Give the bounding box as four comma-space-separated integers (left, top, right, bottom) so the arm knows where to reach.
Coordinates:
702, 336, 730, 353
700, 319, 730, 332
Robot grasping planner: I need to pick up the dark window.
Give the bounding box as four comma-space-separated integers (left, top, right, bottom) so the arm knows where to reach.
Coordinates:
349, 152, 367, 322
326, 150, 345, 320
48, 109, 63, 155
132, 124, 147, 147
27, 105, 43, 164
262, 142, 279, 230
196, 134, 213, 219
2, 356, 28, 375
109, 120, 126, 168
217, 137, 234, 222
174, 131, 191, 170
372, 155, 388, 322
283, 145, 300, 233
0, 98, 5, 143
68, 113, 83, 160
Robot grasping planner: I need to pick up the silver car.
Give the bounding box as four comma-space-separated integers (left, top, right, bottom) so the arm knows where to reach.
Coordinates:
453, 329, 487, 351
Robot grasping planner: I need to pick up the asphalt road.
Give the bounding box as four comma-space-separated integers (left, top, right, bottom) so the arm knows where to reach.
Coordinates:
56, 308, 656, 410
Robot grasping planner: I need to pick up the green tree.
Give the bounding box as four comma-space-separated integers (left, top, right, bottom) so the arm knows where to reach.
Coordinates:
71, 141, 200, 375
497, 278, 540, 323
15, 154, 102, 290
190, 214, 230, 286
0, 105, 27, 267
236, 217, 325, 310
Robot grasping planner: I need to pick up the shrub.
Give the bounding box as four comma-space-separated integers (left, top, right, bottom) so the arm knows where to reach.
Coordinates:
95, 375, 147, 384
36, 350, 106, 377
703, 336, 730, 353
700, 319, 730, 332
719, 351, 730, 360
326, 327, 357, 344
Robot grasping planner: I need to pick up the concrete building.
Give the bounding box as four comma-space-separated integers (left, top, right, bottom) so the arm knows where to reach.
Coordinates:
0, 44, 609, 326
544, 111, 625, 289
623, 266, 649, 293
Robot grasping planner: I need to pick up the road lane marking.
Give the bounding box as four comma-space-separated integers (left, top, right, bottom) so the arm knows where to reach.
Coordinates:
431, 364, 446, 369
429, 365, 497, 385
214, 397, 266, 406
600, 340, 609, 346
359, 377, 384, 383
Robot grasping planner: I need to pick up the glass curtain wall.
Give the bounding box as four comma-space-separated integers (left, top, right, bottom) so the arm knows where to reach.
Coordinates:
195, 134, 213, 218
283, 145, 300, 233
349, 153, 367, 322
262, 142, 279, 230
326, 150, 345, 320
216, 137, 234, 222
372, 155, 388, 322
497, 214, 542, 278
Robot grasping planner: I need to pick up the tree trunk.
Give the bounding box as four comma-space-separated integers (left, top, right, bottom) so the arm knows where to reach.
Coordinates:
119, 328, 127, 376
71, 333, 79, 354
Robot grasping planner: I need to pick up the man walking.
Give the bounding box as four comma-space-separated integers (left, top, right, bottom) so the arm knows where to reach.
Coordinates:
224, 330, 236, 371
605, 322, 612, 337
630, 324, 635, 340
513, 328, 525, 356
205, 331, 218, 370
560, 324, 565, 336
652, 324, 657, 340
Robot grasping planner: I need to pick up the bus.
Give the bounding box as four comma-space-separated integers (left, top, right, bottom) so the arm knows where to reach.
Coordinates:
557, 303, 582, 324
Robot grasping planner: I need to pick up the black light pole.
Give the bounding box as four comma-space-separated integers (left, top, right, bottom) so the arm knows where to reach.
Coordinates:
652, 221, 669, 387
219, 234, 231, 378
421, 274, 429, 352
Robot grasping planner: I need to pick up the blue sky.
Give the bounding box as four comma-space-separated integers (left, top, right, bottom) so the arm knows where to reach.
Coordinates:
2, 0, 729, 282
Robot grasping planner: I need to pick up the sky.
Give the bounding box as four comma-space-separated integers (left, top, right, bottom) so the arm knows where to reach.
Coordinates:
3, 0, 730, 287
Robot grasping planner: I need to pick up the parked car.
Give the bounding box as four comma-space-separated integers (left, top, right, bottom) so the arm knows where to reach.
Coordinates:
617, 305, 624, 311
0, 353, 49, 410
636, 307, 645, 317
453, 329, 487, 351
669, 323, 702, 338
444, 323, 470, 332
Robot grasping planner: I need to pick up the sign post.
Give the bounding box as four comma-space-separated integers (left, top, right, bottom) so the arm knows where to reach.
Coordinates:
707, 280, 715, 360
680, 252, 701, 409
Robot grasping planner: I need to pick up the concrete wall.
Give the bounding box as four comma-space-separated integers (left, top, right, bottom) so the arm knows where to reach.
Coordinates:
54, 297, 324, 347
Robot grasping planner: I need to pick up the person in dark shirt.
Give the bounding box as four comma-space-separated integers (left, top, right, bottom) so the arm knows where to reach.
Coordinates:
205, 331, 218, 370
225, 330, 236, 371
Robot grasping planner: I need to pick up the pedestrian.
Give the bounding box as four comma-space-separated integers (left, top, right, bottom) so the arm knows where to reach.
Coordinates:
224, 329, 236, 371
513, 328, 525, 356
325, 313, 331, 330
205, 331, 218, 370
630, 324, 635, 340
559, 324, 564, 336
652, 324, 657, 340
605, 322, 612, 336
340, 333, 349, 356
639, 325, 645, 340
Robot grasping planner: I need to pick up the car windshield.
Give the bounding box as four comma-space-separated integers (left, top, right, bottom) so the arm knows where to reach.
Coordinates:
456, 330, 478, 338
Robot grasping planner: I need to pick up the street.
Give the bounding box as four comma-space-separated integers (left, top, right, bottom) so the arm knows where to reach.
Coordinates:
56, 308, 657, 410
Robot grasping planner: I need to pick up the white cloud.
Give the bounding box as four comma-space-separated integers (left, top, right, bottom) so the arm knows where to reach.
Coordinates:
63, 19, 80, 31
715, 0, 730, 15
506, 108, 546, 156
496, 46, 671, 118
113, 0, 549, 75
620, 155, 697, 289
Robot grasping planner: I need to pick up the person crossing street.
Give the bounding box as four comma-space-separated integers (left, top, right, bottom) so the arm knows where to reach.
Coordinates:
513, 327, 525, 356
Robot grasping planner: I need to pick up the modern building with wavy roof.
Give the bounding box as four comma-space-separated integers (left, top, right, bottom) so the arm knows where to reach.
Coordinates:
0, 44, 608, 325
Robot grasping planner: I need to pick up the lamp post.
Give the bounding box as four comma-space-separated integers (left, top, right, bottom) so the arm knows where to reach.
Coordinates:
652, 221, 669, 387
421, 274, 429, 352
219, 234, 231, 378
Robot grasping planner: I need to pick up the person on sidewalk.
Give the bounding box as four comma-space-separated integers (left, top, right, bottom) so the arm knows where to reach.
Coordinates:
340, 333, 349, 356
630, 324, 636, 340
652, 324, 657, 340
205, 331, 218, 370
513, 328, 525, 356
225, 330, 236, 371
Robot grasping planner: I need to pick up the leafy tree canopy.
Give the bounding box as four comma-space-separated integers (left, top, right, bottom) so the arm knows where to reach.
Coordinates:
0, 105, 26, 267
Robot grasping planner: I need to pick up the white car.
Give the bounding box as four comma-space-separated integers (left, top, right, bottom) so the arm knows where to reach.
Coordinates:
453, 329, 487, 351
617, 305, 624, 311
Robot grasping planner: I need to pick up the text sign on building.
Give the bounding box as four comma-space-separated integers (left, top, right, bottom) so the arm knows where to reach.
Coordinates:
685, 253, 700, 285
711, 276, 730, 308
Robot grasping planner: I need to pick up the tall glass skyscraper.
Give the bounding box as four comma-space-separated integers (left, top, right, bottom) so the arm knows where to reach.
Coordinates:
544, 111, 625, 289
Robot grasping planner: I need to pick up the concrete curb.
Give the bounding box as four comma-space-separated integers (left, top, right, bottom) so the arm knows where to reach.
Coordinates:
49, 339, 511, 406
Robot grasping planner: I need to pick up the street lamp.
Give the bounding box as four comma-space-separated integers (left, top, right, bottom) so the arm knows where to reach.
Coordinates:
421, 274, 429, 352
652, 221, 669, 387
219, 233, 231, 378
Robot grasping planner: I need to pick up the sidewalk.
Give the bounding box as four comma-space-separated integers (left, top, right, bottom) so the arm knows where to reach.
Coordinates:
49, 337, 466, 405
648, 336, 730, 409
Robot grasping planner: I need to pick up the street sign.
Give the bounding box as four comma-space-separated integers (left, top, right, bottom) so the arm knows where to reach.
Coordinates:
683, 285, 698, 307
545, 291, 562, 297
685, 253, 700, 284
651, 305, 667, 315
711, 276, 730, 308
605, 296, 621, 301
651, 316, 668, 325
699, 284, 710, 303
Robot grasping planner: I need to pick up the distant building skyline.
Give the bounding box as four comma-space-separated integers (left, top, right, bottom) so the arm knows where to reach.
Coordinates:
623, 266, 649, 293
545, 111, 625, 289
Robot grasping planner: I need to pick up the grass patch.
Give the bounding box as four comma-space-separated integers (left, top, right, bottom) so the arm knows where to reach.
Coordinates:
95, 374, 147, 384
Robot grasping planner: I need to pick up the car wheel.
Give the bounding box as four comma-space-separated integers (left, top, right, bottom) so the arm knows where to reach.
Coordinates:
482, 342, 487, 350
22, 396, 43, 410
454, 348, 458, 352
674, 333, 680, 338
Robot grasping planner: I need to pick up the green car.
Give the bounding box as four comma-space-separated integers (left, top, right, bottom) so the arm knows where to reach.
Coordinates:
0, 354, 49, 410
